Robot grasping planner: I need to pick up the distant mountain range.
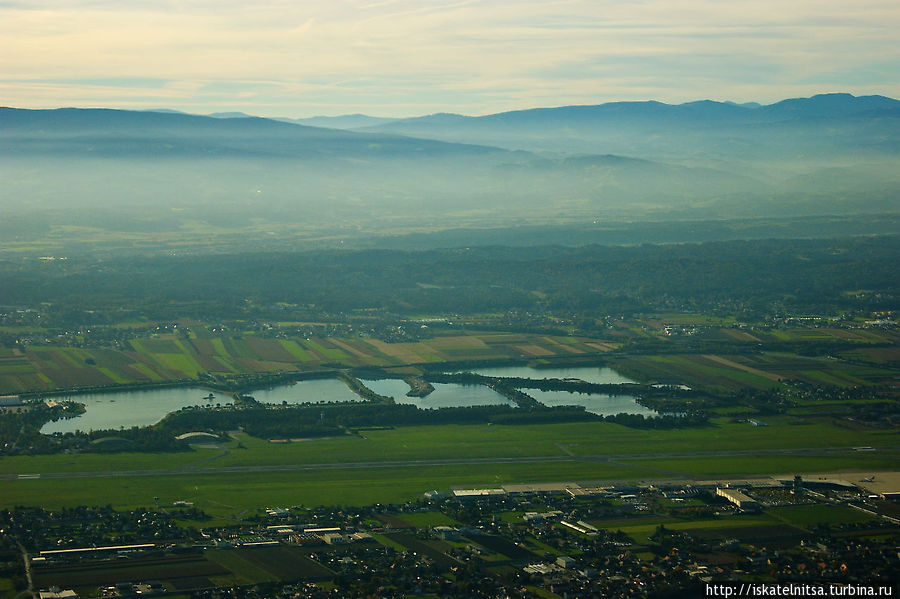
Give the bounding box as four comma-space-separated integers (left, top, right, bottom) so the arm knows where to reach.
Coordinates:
0, 107, 502, 160
284, 114, 399, 129
143, 93, 900, 168
1, 94, 897, 240
353, 93, 900, 161
144, 109, 398, 129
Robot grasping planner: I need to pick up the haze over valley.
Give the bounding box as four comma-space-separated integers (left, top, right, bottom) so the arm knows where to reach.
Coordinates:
2, 92, 898, 253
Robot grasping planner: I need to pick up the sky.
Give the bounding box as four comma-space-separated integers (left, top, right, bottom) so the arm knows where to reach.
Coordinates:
2, 0, 899, 118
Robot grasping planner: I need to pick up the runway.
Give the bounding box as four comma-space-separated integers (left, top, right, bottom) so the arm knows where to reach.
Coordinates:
4, 445, 894, 481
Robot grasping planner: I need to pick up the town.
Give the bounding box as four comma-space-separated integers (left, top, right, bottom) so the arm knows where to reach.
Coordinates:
4, 471, 898, 598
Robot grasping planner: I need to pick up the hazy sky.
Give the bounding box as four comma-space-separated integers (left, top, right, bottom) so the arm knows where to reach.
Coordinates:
2, 0, 898, 117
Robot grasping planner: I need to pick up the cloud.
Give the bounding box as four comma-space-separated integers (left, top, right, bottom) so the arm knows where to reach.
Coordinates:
1, 0, 898, 115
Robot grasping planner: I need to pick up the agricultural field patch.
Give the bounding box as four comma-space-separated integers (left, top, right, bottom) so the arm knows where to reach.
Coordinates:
0, 358, 33, 374
40, 365, 115, 388
85, 349, 135, 368
245, 337, 296, 363
543, 337, 588, 353
612, 515, 778, 544
585, 342, 617, 351
131, 338, 183, 354
97, 367, 128, 384
384, 533, 459, 569
425, 336, 490, 350
223, 337, 259, 360
33, 554, 228, 588
209, 338, 229, 357
842, 346, 900, 365
702, 355, 782, 382
466, 533, 538, 561
767, 504, 878, 529
362, 340, 430, 363
278, 340, 315, 362
226, 546, 334, 581
721, 329, 763, 342
190, 338, 217, 356
435, 347, 502, 359
193, 355, 232, 372
156, 353, 204, 378
302, 338, 351, 362
23, 328, 893, 396
589, 516, 677, 529
129, 361, 164, 381
687, 524, 806, 543
394, 511, 460, 528
617, 350, 898, 390
375, 514, 415, 529
515, 344, 555, 357
652, 314, 737, 326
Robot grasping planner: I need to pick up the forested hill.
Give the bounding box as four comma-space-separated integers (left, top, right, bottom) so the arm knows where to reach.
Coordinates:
1, 236, 897, 321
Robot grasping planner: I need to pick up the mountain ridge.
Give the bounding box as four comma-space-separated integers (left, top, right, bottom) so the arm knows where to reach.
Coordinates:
1, 94, 897, 237
0, 107, 510, 160
23, 92, 896, 133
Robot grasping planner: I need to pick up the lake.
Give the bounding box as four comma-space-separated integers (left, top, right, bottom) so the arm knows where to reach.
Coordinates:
41, 387, 227, 434
40, 366, 647, 433
523, 389, 658, 417
362, 378, 515, 409
39, 377, 511, 433
250, 378, 363, 405
453, 365, 635, 385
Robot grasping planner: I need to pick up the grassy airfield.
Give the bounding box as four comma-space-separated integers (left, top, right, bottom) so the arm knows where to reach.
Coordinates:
2, 318, 898, 516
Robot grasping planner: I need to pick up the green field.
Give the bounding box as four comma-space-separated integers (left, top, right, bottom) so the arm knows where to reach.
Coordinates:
395, 511, 460, 527
3, 399, 897, 518
1, 319, 898, 518
0, 446, 222, 475
614, 351, 897, 390
2, 321, 898, 395
0, 332, 632, 394
1, 461, 640, 516
605, 514, 781, 544
3, 417, 898, 477
767, 504, 878, 529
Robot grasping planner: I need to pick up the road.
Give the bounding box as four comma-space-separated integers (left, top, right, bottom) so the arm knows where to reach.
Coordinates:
13, 541, 33, 599
3, 445, 895, 482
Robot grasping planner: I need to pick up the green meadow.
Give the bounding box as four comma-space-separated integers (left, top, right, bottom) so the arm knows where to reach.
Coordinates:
2, 418, 897, 477
1, 461, 639, 516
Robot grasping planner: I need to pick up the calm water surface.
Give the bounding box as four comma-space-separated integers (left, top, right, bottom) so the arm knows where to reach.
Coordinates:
41, 387, 226, 434
250, 379, 363, 405
457, 366, 635, 385
41, 366, 646, 433
525, 389, 657, 417
362, 379, 515, 409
